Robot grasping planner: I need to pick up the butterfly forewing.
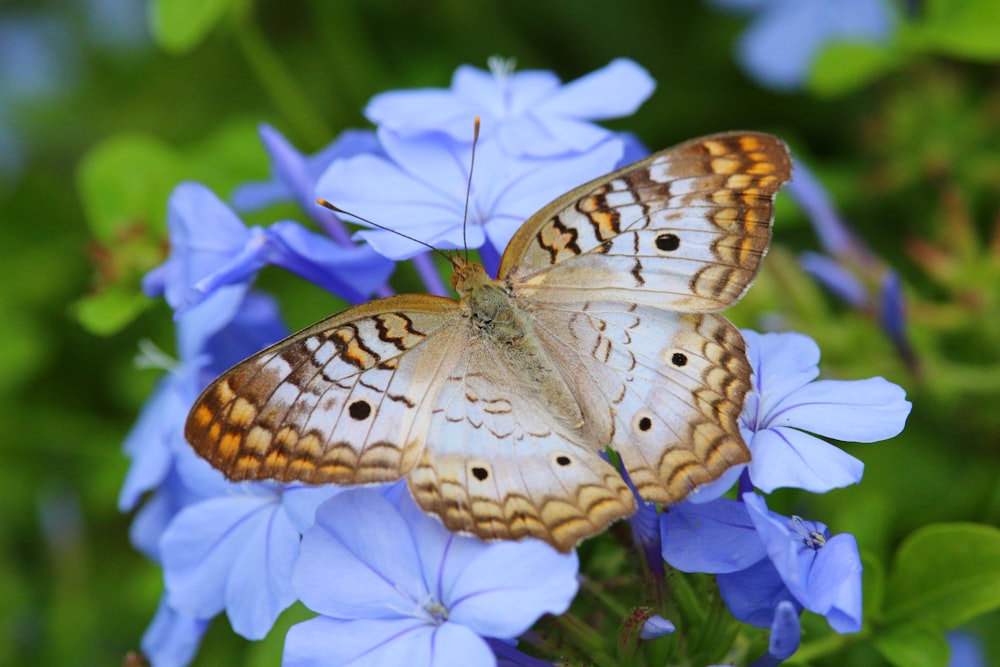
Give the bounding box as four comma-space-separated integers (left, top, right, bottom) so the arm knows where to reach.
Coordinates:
500, 132, 792, 312
185, 296, 462, 484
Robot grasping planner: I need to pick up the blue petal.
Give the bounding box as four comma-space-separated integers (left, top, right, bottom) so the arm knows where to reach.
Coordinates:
284, 616, 494, 667
446, 539, 579, 639
747, 426, 864, 493
768, 600, 801, 659
258, 221, 394, 304
140, 599, 209, 667
148, 182, 249, 310
718, 558, 800, 628
280, 484, 344, 533
118, 373, 190, 511
534, 59, 655, 121
740, 331, 821, 429
799, 252, 869, 308
224, 498, 301, 638
660, 498, 766, 573
293, 490, 425, 619
233, 125, 381, 215
161, 491, 293, 633
808, 534, 863, 633
765, 377, 911, 442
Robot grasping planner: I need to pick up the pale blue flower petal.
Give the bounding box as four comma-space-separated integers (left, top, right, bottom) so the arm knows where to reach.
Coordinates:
280, 484, 344, 533
293, 491, 425, 619
660, 498, 766, 573
717, 558, 800, 628
224, 498, 301, 638
446, 540, 578, 639
747, 426, 864, 493
161, 491, 295, 636
284, 616, 494, 667
140, 599, 209, 667
741, 330, 821, 422
766, 377, 911, 442
534, 58, 655, 121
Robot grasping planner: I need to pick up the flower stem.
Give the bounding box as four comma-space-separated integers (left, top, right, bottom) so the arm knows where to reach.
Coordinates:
231, 1, 331, 148
793, 630, 858, 661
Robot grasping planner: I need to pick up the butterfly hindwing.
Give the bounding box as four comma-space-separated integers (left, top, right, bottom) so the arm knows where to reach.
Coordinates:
533, 301, 751, 503
185, 296, 462, 484
501, 131, 792, 312
406, 341, 636, 552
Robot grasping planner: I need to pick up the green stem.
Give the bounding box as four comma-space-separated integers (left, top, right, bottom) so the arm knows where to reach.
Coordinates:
231, 1, 331, 147
548, 613, 620, 667
581, 575, 632, 619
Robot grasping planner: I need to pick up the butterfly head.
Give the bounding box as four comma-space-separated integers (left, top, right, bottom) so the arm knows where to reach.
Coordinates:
449, 257, 490, 295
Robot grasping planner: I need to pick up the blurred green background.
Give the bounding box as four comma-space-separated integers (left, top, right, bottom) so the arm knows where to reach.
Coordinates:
1, 1, 998, 666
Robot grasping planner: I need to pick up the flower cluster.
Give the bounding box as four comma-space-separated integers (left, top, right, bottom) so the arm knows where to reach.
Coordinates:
120, 59, 911, 667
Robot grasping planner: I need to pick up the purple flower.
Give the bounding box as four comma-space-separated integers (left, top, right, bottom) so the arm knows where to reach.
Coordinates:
708, 0, 896, 90
160, 483, 340, 639
738, 330, 911, 493
661, 493, 863, 634
143, 182, 393, 312
284, 489, 579, 667
316, 130, 625, 273
365, 57, 654, 157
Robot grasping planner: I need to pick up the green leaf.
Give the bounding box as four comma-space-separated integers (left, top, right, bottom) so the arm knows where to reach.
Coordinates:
73, 288, 151, 337
76, 134, 181, 242
874, 623, 950, 667
150, 0, 236, 54
883, 523, 1000, 628
808, 41, 902, 96
915, 0, 1000, 60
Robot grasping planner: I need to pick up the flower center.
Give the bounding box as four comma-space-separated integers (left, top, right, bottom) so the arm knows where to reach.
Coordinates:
789, 516, 827, 549
423, 599, 449, 625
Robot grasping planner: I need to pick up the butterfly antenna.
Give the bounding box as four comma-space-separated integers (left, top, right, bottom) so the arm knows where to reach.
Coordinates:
315, 199, 456, 267
461, 116, 481, 264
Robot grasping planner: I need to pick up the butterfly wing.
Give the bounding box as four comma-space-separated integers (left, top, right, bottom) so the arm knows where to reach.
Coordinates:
185, 295, 465, 485
532, 301, 751, 504
405, 332, 636, 552
500, 131, 792, 312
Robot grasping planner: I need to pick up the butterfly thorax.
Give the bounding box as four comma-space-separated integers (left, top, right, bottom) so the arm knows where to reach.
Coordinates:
451, 258, 586, 430
453, 260, 525, 345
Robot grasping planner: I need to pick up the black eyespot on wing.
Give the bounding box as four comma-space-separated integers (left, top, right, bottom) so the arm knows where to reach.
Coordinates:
348, 400, 371, 420
655, 233, 680, 252
556, 455, 571, 466
638, 416, 652, 432
671, 352, 688, 367
472, 466, 489, 481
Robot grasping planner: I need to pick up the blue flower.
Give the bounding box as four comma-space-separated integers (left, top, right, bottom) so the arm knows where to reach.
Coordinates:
316, 130, 625, 273
160, 483, 340, 639
365, 57, 654, 157
284, 488, 579, 667
661, 493, 863, 634
143, 182, 393, 312
737, 330, 911, 493
708, 0, 896, 90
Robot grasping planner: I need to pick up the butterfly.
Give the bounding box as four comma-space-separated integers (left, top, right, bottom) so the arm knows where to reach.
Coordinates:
185, 131, 792, 552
